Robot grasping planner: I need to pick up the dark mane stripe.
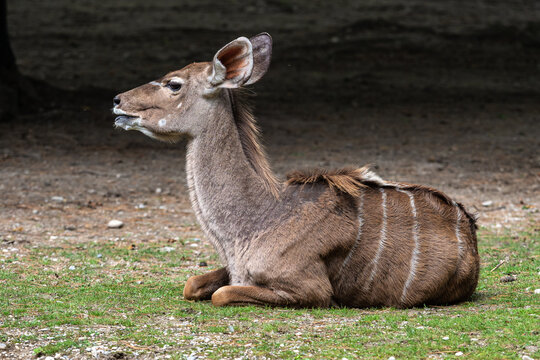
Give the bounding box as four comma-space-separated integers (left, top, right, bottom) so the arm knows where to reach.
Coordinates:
228, 89, 280, 198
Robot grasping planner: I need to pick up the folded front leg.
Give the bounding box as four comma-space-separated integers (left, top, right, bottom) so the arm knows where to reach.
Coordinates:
183, 267, 230, 301
211, 285, 330, 308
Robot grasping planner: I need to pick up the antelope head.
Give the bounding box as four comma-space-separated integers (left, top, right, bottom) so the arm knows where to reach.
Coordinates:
112, 33, 272, 142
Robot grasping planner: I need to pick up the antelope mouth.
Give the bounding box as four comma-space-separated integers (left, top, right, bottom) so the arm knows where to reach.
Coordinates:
113, 108, 142, 130
114, 115, 140, 129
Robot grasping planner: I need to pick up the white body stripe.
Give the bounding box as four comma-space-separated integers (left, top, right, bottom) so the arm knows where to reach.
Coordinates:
338, 192, 365, 276
456, 207, 463, 256
364, 188, 387, 291
398, 189, 420, 304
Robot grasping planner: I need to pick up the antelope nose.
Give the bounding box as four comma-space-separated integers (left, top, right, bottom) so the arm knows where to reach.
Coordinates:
113, 96, 121, 106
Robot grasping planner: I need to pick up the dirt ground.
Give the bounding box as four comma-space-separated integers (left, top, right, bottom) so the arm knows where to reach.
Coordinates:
3, 0, 539, 245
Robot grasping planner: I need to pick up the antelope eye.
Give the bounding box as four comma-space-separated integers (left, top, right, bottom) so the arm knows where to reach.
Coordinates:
166, 81, 182, 91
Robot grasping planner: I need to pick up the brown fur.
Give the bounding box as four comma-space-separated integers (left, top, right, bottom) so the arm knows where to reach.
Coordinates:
113, 33, 480, 309
286, 167, 368, 197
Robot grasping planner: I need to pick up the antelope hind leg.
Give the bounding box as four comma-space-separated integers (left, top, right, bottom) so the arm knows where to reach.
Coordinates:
211, 285, 298, 307
183, 267, 230, 301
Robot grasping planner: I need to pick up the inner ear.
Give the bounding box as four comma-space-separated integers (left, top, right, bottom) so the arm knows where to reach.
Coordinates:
210, 37, 253, 88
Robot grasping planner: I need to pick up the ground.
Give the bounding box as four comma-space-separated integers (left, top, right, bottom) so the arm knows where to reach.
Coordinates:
1, 0, 539, 359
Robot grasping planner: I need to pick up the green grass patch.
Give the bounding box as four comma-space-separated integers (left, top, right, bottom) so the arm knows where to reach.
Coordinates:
0, 227, 538, 359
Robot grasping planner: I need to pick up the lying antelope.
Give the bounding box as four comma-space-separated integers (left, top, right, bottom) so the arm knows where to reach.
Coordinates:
112, 33, 479, 308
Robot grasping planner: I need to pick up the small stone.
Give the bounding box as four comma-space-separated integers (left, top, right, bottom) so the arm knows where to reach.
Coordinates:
64, 225, 76, 231
482, 200, 493, 207
455, 352, 463, 356
51, 196, 65, 203
471, 338, 479, 342
228, 325, 234, 333
32, 209, 39, 214
534, 289, 540, 294
155, 187, 162, 194
189, 243, 199, 248
388, 357, 396, 360
44, 357, 54, 360
0, 343, 6, 350
159, 246, 175, 253
68, 265, 76, 271
199, 261, 208, 267
522, 355, 533, 360
442, 336, 450, 340
500, 275, 517, 282
107, 220, 123, 229
96, 254, 102, 258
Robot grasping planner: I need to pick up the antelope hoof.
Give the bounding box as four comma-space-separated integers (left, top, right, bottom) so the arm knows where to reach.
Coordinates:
183, 276, 204, 301
211, 286, 230, 306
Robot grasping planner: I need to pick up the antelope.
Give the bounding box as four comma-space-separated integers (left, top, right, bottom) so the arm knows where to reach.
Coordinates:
112, 33, 480, 308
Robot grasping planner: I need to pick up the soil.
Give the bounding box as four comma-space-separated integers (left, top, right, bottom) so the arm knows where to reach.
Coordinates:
3, 0, 539, 244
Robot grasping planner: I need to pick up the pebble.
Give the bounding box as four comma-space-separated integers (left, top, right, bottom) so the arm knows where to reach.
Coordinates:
96, 254, 102, 258
51, 196, 65, 203
155, 187, 162, 194
500, 275, 517, 283
522, 356, 533, 360
471, 338, 479, 342
199, 261, 208, 267
0, 343, 6, 350
64, 225, 76, 231
160, 246, 175, 253
442, 336, 450, 340
388, 357, 396, 360
68, 265, 76, 271
482, 200, 493, 207
534, 289, 540, 294
44, 357, 54, 360
455, 352, 463, 356
107, 220, 124, 229
228, 325, 234, 333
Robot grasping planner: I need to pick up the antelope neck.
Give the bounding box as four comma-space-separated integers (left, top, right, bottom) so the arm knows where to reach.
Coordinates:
185, 92, 278, 267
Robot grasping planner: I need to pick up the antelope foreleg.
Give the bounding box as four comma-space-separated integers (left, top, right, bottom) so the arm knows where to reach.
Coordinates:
211, 285, 296, 307
183, 267, 230, 301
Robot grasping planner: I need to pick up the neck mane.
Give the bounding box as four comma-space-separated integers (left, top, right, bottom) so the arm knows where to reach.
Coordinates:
227, 89, 280, 198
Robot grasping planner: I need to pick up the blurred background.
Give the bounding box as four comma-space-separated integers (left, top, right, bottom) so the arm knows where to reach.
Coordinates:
1, 1, 539, 243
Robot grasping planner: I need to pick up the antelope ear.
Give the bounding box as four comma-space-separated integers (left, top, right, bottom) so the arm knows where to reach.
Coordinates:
245, 33, 272, 85
209, 37, 254, 89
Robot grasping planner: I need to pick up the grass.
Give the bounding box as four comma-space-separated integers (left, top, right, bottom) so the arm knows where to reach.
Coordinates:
0, 226, 538, 359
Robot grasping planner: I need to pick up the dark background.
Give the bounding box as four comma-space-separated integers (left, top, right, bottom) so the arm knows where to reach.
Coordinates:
1, 1, 539, 240
4, 0, 540, 108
